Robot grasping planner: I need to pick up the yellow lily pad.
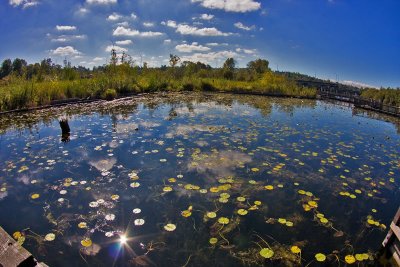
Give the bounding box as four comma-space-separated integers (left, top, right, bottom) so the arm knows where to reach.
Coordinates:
308, 201, 318, 208
355, 254, 364, 261
259, 248, 274, 258
81, 238, 92, 247
315, 253, 326, 262
78, 222, 87, 229
164, 223, 176, 232
209, 237, 218, 245
206, 212, 217, 218
345, 255, 356, 264
237, 209, 248, 216
181, 210, 192, 217
163, 186, 173, 192
278, 218, 287, 224
286, 221, 294, 227
291, 246, 301, 254
320, 218, 329, 224
237, 196, 246, 202
13, 231, 22, 240
45, 233, 55, 241
31, 193, 40, 199
218, 198, 228, 203
218, 217, 229, 225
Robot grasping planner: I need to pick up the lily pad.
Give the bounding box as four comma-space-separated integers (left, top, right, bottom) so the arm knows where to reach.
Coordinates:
259, 248, 274, 258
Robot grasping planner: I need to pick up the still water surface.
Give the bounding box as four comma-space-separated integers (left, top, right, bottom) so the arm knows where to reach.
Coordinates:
0, 93, 399, 266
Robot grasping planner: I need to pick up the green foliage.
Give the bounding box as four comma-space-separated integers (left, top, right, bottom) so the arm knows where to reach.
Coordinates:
223, 58, 235, 71
12, 58, 27, 76
361, 88, 400, 106
0, 59, 12, 79
247, 58, 270, 74
102, 88, 117, 100
0, 56, 320, 112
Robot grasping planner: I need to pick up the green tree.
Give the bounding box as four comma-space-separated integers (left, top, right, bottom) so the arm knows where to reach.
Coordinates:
222, 58, 235, 79
247, 58, 269, 74
0, 59, 12, 78
223, 58, 235, 71
12, 58, 27, 76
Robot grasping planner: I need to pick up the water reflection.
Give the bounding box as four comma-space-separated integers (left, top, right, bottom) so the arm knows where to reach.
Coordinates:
0, 93, 399, 266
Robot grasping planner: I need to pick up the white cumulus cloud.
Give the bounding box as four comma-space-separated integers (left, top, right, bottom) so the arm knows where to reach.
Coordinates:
200, 14, 214, 20
162, 20, 231, 36
206, 42, 228, 46
115, 40, 132, 45
113, 26, 163, 37
51, 46, 82, 56
143, 22, 154, 27
56, 25, 77, 31
180, 50, 238, 65
105, 45, 127, 53
236, 48, 257, 54
176, 42, 211, 53
107, 12, 122, 21
234, 22, 255, 31
86, 0, 117, 4
9, 0, 39, 9
93, 57, 105, 61
177, 25, 230, 36
51, 34, 86, 42
191, 0, 261, 12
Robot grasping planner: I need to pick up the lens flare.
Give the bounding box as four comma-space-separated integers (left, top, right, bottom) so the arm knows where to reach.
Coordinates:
120, 235, 127, 245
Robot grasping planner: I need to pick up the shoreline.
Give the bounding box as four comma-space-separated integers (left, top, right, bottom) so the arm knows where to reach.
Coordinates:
0, 90, 399, 120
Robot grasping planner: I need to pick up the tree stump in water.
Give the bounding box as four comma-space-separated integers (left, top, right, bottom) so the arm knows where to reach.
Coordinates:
59, 119, 70, 143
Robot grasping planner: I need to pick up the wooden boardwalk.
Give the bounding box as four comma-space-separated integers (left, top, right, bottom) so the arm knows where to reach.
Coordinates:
381, 207, 400, 266
0, 226, 48, 267
294, 79, 400, 117
317, 88, 400, 118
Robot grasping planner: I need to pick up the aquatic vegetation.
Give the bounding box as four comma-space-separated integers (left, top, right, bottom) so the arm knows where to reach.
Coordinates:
44, 233, 55, 241
164, 224, 176, 232
81, 238, 93, 247
259, 248, 274, 258
0, 93, 398, 266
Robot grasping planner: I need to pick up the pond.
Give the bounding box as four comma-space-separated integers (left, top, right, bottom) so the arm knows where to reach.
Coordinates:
0, 92, 399, 266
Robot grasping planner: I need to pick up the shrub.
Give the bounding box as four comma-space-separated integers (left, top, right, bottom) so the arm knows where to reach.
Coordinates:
102, 88, 117, 100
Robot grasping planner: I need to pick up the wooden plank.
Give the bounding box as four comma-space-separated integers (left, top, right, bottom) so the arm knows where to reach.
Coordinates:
393, 207, 400, 224
391, 222, 400, 242
0, 226, 35, 267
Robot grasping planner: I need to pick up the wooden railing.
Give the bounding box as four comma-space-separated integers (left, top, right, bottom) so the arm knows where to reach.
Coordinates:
382, 207, 400, 266
317, 88, 400, 117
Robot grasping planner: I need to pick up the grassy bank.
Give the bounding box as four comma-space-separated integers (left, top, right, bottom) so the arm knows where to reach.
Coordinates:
0, 67, 316, 112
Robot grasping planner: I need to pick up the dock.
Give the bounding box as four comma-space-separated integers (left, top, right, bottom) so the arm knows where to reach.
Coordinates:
295, 79, 400, 118
0, 226, 47, 267
381, 207, 400, 266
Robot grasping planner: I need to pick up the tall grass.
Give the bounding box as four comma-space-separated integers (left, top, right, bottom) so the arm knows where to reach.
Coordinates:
0, 68, 317, 112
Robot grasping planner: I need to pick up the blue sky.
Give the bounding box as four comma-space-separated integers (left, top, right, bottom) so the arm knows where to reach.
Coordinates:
1, 0, 399, 87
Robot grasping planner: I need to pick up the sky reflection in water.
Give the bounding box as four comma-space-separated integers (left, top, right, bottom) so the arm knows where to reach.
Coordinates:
0, 93, 399, 266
